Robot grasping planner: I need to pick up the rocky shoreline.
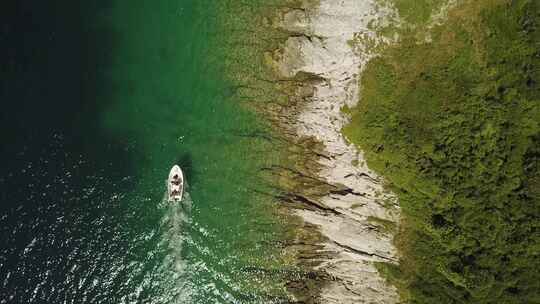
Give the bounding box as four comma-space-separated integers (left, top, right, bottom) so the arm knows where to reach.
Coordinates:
265, 1, 401, 303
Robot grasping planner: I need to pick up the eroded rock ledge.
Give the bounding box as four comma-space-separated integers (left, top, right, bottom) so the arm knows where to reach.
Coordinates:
267, 0, 401, 303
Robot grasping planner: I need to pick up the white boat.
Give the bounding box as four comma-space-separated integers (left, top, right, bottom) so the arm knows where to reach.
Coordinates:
167, 165, 184, 202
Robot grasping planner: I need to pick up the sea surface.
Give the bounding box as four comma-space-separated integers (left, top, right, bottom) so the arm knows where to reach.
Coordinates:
0, 1, 290, 303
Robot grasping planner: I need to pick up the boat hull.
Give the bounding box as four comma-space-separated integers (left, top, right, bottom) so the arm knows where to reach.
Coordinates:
167, 165, 184, 202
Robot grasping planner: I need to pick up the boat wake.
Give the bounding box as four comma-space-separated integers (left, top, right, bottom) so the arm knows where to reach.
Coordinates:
154, 185, 194, 303
160, 185, 192, 264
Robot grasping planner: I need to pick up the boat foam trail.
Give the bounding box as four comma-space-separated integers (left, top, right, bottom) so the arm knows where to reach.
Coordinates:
155, 188, 193, 303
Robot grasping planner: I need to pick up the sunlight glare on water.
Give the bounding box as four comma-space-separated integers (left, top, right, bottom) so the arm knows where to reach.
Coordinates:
0, 1, 291, 303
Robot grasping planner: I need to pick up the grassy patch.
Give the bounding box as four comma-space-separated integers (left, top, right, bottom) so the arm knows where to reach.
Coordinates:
368, 216, 397, 234
377, 0, 449, 26
394, 0, 446, 25
344, 0, 540, 302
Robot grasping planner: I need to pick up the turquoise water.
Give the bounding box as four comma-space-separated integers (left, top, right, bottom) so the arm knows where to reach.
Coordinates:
0, 1, 291, 303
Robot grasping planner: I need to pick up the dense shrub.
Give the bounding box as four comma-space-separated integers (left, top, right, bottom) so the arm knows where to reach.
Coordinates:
344, 0, 540, 302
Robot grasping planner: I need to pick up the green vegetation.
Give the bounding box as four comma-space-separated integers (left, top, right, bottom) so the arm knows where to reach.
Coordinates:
382, 0, 447, 26
394, 0, 440, 24
368, 216, 397, 234
343, 0, 540, 302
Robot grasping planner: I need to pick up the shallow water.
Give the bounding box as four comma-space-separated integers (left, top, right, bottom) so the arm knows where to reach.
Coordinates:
0, 1, 290, 303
